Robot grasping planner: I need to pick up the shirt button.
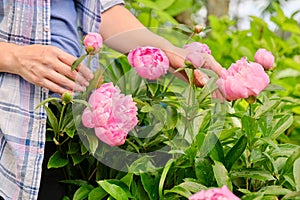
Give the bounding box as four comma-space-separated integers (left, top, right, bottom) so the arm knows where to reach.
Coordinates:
38, 148, 44, 155
43, 26, 50, 32
41, 118, 47, 124
41, 87, 48, 94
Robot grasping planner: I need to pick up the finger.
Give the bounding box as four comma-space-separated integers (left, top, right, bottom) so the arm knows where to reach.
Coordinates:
212, 89, 226, 103
45, 70, 86, 93
52, 62, 89, 87
201, 54, 223, 76
57, 51, 94, 81
76, 63, 94, 81
194, 69, 209, 87
42, 78, 74, 95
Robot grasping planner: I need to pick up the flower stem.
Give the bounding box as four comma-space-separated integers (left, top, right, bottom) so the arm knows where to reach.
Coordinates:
183, 69, 195, 138
163, 75, 176, 93
87, 55, 92, 69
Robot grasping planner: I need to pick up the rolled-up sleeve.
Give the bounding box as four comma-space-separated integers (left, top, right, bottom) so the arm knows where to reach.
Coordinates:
100, 0, 125, 13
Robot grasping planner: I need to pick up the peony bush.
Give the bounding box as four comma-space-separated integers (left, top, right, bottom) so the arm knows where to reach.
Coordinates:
38, 3, 300, 199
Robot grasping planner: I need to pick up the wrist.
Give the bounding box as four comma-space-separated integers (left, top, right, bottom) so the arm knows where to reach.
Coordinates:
0, 42, 20, 74
164, 46, 188, 70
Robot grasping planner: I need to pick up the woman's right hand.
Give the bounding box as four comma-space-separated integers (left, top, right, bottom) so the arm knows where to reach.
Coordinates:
0, 43, 94, 95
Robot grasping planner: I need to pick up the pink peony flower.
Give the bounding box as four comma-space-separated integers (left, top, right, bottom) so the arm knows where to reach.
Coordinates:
189, 186, 240, 200
81, 82, 138, 146
183, 42, 211, 68
216, 58, 270, 101
83, 32, 103, 55
254, 48, 275, 70
127, 46, 169, 80
183, 42, 211, 55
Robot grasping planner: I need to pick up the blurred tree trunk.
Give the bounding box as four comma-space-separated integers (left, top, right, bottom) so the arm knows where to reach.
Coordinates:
206, 0, 230, 25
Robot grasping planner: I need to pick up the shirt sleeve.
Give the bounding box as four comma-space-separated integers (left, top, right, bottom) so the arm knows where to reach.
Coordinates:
100, 0, 125, 13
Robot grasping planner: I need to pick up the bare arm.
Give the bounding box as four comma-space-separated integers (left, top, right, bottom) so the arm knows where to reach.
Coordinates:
0, 42, 93, 94
99, 5, 222, 86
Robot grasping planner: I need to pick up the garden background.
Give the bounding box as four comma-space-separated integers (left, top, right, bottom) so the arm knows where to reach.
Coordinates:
44, 0, 300, 199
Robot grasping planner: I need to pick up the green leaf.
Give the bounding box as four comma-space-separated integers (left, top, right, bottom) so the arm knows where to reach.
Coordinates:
73, 99, 92, 110
294, 158, 300, 191
199, 132, 219, 158
213, 161, 232, 190
159, 159, 174, 199
240, 192, 264, 200
84, 131, 99, 155
230, 169, 275, 181
88, 187, 107, 200
282, 191, 300, 200
224, 135, 248, 171
47, 151, 68, 169
71, 154, 86, 166
128, 156, 156, 174
195, 157, 215, 186
154, 0, 175, 10
44, 105, 59, 133
73, 185, 94, 200
141, 173, 160, 200
120, 173, 133, 188
65, 128, 75, 138
98, 180, 132, 200
269, 114, 293, 140
72, 54, 87, 71
259, 186, 292, 196
164, 185, 192, 198
281, 148, 300, 175
209, 139, 225, 163
253, 100, 280, 118
165, 0, 193, 16
242, 116, 257, 143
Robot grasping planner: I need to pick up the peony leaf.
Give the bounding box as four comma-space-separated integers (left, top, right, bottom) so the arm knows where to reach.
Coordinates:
269, 114, 293, 140
73, 185, 94, 200
258, 186, 292, 196
47, 151, 68, 169
140, 173, 160, 200
85, 131, 99, 155
98, 180, 132, 200
230, 169, 275, 181
164, 185, 192, 198
88, 187, 107, 200
294, 158, 300, 191
44, 105, 59, 133
213, 161, 232, 190
159, 159, 175, 199
281, 148, 300, 175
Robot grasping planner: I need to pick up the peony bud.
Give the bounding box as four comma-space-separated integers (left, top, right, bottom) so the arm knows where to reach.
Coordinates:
254, 48, 275, 70
194, 25, 204, 34
61, 92, 73, 104
83, 32, 103, 55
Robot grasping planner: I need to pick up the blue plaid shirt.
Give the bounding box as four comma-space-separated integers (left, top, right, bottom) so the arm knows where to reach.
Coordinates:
0, 0, 124, 199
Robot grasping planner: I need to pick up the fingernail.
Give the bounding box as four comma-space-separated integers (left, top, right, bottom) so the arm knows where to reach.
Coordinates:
84, 80, 89, 87
203, 77, 209, 84
88, 73, 94, 80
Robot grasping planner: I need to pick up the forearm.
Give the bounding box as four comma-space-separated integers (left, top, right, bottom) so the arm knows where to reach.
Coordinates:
99, 5, 188, 68
0, 42, 19, 74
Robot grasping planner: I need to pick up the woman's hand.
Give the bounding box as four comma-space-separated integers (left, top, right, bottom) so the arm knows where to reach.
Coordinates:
1, 43, 94, 95
166, 47, 222, 85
